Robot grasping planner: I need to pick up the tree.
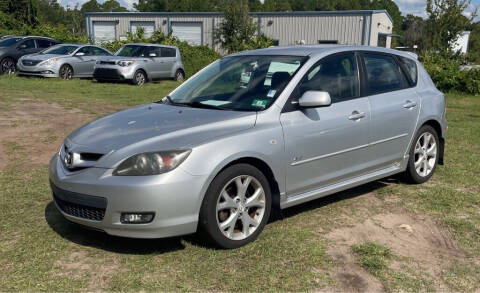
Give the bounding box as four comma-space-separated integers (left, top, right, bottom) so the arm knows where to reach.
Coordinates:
80, 0, 102, 13
0, 0, 39, 27
467, 21, 480, 63
425, 0, 477, 51
101, 0, 128, 12
401, 14, 426, 50
215, 0, 273, 53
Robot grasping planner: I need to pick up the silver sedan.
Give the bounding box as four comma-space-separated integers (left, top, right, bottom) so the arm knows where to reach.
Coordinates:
50, 45, 447, 248
17, 44, 112, 79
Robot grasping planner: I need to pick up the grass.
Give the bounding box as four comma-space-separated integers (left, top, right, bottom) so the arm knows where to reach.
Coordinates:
0, 76, 479, 291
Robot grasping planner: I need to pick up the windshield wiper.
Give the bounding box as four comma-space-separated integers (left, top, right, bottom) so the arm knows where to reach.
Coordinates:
181, 101, 230, 110
156, 96, 191, 107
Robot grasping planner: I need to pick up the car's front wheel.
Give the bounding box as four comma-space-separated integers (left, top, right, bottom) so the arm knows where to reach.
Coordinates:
132, 70, 146, 86
1, 57, 16, 75
199, 164, 271, 249
59, 64, 73, 80
406, 125, 440, 184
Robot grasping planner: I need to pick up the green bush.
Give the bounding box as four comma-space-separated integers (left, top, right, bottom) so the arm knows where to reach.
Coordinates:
421, 51, 480, 95
102, 30, 220, 78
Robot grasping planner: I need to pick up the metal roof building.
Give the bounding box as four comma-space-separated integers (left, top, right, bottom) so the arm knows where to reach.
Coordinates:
85, 10, 393, 50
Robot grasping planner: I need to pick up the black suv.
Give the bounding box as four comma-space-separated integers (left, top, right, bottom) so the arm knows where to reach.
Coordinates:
0, 36, 60, 74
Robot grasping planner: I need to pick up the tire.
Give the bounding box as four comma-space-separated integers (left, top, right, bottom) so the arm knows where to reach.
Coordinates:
405, 125, 440, 184
1, 57, 16, 75
132, 70, 147, 86
174, 69, 185, 82
59, 64, 73, 80
199, 164, 272, 249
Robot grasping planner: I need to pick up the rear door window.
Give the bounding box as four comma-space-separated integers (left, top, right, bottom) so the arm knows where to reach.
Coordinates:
21, 39, 36, 49
36, 39, 53, 49
363, 53, 405, 95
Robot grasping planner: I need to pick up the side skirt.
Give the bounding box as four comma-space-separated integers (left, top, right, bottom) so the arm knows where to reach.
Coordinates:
280, 157, 408, 209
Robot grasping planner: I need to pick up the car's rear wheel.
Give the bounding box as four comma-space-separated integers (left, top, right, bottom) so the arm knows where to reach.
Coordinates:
1, 57, 16, 75
132, 70, 146, 86
199, 164, 271, 249
59, 64, 73, 80
406, 125, 439, 184
174, 69, 185, 82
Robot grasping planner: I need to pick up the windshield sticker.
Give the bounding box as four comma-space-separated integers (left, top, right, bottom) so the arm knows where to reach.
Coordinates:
252, 99, 268, 108
200, 100, 232, 106
267, 89, 277, 98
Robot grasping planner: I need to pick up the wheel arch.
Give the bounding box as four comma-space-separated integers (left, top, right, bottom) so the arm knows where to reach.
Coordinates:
135, 67, 148, 80
420, 119, 445, 165
199, 156, 282, 217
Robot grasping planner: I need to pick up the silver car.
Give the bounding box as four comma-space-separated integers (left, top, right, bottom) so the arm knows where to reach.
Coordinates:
17, 44, 112, 79
93, 43, 185, 86
50, 46, 446, 248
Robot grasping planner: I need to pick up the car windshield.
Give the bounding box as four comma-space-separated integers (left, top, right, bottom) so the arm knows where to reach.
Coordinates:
115, 45, 147, 57
42, 45, 79, 55
168, 55, 308, 111
0, 37, 22, 47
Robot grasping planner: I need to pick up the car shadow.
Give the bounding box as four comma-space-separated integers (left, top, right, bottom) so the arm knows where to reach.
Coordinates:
45, 175, 404, 253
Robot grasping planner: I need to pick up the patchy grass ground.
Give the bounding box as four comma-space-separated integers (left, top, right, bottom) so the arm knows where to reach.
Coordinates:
0, 75, 479, 292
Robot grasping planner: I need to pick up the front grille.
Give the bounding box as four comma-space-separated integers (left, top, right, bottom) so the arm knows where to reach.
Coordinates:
22, 59, 42, 66
93, 68, 123, 80
51, 182, 107, 221
99, 61, 116, 65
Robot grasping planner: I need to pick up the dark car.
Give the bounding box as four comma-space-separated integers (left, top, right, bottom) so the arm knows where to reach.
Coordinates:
0, 36, 60, 74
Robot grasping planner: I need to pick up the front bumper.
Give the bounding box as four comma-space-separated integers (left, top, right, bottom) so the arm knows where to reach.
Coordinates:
93, 64, 135, 80
17, 63, 59, 77
49, 154, 207, 238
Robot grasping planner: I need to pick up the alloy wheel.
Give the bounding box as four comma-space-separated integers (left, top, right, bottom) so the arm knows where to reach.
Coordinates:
216, 175, 266, 240
135, 71, 146, 86
2, 59, 16, 75
413, 132, 437, 177
60, 66, 73, 80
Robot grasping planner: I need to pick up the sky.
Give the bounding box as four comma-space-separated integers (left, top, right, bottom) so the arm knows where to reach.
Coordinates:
59, 0, 480, 19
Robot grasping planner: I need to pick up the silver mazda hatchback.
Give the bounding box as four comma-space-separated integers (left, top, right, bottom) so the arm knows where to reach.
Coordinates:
50, 45, 446, 248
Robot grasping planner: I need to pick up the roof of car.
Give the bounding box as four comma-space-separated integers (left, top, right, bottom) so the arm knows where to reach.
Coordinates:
234, 45, 418, 60
126, 43, 177, 49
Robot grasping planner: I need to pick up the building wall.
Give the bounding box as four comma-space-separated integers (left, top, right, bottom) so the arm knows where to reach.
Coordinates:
370, 12, 393, 48
86, 11, 393, 49
259, 14, 366, 46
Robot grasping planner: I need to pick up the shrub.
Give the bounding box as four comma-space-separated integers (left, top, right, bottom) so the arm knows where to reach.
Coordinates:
421, 51, 480, 95
103, 30, 221, 78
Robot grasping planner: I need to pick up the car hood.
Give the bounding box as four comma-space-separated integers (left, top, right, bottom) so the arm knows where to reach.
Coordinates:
67, 103, 257, 159
21, 53, 69, 61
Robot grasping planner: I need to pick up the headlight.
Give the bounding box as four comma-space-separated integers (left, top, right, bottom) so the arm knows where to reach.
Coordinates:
38, 57, 59, 66
113, 150, 191, 176
117, 60, 135, 67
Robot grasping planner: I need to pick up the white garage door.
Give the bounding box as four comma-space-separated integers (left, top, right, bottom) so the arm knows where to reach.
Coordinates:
131, 21, 155, 38
93, 21, 116, 44
171, 22, 202, 45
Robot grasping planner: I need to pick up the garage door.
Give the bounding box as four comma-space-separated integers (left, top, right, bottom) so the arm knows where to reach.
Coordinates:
131, 21, 155, 38
93, 21, 116, 44
171, 22, 202, 45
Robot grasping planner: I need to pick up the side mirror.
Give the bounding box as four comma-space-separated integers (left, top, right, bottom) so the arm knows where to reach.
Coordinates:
149, 53, 157, 57
75, 52, 86, 56
298, 91, 331, 108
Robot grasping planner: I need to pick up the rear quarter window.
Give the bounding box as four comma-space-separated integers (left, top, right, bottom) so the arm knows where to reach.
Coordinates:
161, 47, 176, 57
398, 56, 418, 86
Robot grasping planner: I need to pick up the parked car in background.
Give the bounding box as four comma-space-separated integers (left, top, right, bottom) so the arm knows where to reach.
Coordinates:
93, 43, 185, 86
0, 36, 60, 74
17, 44, 112, 79
50, 45, 446, 248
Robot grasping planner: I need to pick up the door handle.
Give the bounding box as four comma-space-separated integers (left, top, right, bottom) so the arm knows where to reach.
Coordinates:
403, 100, 417, 109
348, 111, 366, 121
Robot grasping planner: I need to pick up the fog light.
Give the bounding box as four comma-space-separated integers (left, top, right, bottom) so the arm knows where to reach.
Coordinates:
42, 70, 54, 74
120, 212, 154, 224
